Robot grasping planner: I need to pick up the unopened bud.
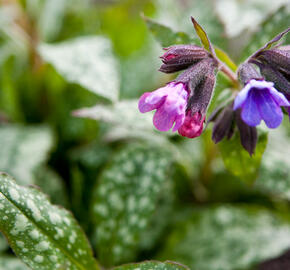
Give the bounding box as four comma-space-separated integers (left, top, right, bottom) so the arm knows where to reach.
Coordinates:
212, 104, 234, 144
235, 109, 257, 156
257, 49, 290, 72
159, 45, 209, 73
238, 63, 262, 85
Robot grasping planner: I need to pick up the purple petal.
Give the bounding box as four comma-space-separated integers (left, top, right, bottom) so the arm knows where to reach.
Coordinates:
153, 106, 176, 131
233, 83, 252, 110
241, 91, 262, 126
172, 114, 185, 132
268, 87, 290, 106
138, 92, 166, 113
257, 91, 283, 128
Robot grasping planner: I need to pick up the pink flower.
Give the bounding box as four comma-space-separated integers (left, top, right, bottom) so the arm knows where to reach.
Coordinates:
138, 82, 188, 132
178, 112, 205, 138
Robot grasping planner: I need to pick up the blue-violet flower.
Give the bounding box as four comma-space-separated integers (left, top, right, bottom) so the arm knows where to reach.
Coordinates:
234, 79, 290, 128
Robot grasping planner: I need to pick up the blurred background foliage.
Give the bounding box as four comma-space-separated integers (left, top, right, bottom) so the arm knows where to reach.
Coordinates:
0, 0, 290, 269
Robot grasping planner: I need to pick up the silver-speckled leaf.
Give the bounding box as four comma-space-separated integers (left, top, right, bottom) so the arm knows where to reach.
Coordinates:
92, 144, 171, 266
114, 261, 190, 270
39, 36, 119, 102
0, 173, 100, 270
158, 205, 290, 270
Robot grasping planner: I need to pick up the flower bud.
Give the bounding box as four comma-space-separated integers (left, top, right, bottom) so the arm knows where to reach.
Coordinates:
257, 49, 290, 73
237, 63, 263, 85
235, 109, 257, 156
258, 64, 290, 96
159, 45, 209, 73
211, 104, 234, 144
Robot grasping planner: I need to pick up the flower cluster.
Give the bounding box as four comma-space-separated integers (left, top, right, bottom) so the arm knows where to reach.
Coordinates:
138, 45, 217, 138
138, 19, 290, 155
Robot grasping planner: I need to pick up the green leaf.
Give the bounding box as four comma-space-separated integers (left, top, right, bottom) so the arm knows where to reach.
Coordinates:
114, 261, 190, 270
143, 15, 195, 47
0, 173, 99, 270
219, 130, 268, 184
191, 17, 213, 53
38, 0, 67, 42
241, 5, 290, 60
91, 144, 171, 266
0, 255, 30, 270
158, 205, 290, 270
34, 166, 68, 206
39, 36, 119, 102
255, 127, 290, 200
0, 125, 54, 186
0, 233, 8, 253
214, 47, 237, 72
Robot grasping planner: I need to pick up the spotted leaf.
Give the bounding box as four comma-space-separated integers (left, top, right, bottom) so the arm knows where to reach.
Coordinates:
113, 261, 190, 270
91, 144, 171, 266
158, 205, 290, 270
0, 173, 100, 270
39, 36, 119, 102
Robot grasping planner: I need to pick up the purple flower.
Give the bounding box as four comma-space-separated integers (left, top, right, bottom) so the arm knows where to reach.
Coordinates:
233, 79, 290, 128
138, 82, 188, 132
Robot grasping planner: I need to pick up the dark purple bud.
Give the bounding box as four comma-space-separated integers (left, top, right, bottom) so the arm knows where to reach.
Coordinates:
257, 49, 290, 73
186, 70, 216, 116
259, 64, 290, 96
212, 104, 235, 144
237, 63, 263, 85
235, 109, 257, 156
159, 45, 209, 73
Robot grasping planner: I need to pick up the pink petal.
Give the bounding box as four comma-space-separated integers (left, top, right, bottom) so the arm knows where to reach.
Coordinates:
153, 106, 176, 132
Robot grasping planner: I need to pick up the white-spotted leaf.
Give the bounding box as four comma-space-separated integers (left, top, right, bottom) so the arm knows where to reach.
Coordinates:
114, 261, 190, 270
92, 144, 171, 266
0, 173, 99, 270
0, 125, 53, 186
39, 36, 119, 102
159, 205, 290, 270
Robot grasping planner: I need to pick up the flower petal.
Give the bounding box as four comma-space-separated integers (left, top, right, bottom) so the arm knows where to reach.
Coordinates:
257, 91, 283, 128
268, 87, 290, 106
233, 83, 252, 110
153, 106, 175, 131
241, 91, 262, 126
138, 92, 166, 113
172, 114, 185, 132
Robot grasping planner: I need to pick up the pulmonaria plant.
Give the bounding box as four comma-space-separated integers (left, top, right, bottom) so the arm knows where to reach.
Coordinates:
138, 17, 290, 155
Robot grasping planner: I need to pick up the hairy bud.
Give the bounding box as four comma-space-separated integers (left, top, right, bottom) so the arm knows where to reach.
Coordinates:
211, 104, 234, 144
237, 63, 263, 85
159, 45, 209, 73
235, 109, 257, 156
